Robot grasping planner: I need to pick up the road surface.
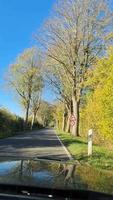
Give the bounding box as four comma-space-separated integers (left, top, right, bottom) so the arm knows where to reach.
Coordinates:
0, 129, 71, 160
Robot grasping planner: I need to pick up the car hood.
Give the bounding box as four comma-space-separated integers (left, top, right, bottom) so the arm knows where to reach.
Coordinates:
0, 157, 113, 196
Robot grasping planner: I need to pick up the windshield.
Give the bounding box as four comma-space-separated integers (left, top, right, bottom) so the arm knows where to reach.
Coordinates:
0, 157, 113, 196
0, 0, 113, 197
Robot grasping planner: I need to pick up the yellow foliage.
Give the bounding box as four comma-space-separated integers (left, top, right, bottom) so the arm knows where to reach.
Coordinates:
54, 102, 65, 129
80, 46, 113, 141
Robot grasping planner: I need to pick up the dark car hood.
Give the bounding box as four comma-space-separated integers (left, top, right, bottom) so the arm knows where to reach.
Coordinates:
0, 157, 113, 196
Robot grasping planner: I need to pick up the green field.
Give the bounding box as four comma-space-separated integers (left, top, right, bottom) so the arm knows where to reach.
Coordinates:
57, 130, 113, 170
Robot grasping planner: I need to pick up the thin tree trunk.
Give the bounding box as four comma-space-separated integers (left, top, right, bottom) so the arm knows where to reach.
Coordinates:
66, 110, 71, 133
72, 95, 80, 136
31, 101, 40, 130
31, 114, 35, 130
62, 113, 65, 131
34, 112, 37, 124
62, 111, 67, 131
31, 112, 37, 130
77, 100, 80, 136
25, 102, 30, 125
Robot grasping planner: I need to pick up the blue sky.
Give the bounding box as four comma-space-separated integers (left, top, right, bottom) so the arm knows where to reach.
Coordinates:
0, 0, 56, 116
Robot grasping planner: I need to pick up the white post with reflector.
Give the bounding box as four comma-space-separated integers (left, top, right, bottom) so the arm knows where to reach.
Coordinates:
88, 129, 93, 156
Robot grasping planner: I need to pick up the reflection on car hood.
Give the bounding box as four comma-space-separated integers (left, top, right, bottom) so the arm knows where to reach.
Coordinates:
0, 156, 113, 196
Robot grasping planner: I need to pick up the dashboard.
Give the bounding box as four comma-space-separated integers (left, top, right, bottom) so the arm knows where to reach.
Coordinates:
0, 184, 112, 200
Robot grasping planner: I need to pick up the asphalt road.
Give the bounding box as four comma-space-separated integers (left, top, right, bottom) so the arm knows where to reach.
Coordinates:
0, 129, 71, 160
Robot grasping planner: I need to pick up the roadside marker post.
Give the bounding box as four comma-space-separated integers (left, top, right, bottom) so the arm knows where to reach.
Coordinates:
88, 129, 93, 156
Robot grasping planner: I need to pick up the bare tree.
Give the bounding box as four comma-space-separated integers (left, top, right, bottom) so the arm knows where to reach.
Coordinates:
36, 0, 113, 136
45, 54, 72, 131
6, 48, 43, 126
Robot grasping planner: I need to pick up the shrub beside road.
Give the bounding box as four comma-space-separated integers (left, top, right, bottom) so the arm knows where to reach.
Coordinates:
0, 108, 42, 139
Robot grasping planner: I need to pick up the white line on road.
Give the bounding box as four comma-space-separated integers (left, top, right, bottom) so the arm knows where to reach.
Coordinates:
54, 130, 73, 160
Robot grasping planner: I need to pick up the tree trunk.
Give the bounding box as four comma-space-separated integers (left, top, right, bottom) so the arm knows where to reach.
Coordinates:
72, 95, 80, 136
25, 101, 30, 125
31, 112, 37, 130
31, 114, 35, 130
62, 111, 67, 131
62, 113, 65, 131
66, 110, 71, 133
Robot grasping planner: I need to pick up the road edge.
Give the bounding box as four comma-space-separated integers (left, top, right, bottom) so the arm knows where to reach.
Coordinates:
54, 130, 73, 160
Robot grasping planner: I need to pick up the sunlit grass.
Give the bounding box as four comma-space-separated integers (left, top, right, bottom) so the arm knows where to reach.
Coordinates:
57, 130, 113, 170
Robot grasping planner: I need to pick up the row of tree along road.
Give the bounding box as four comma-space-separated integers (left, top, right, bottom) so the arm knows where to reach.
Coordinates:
5, 0, 113, 141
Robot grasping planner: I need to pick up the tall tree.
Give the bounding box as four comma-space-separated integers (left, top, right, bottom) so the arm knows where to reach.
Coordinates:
30, 91, 41, 130
36, 0, 113, 136
44, 53, 72, 132
6, 48, 43, 125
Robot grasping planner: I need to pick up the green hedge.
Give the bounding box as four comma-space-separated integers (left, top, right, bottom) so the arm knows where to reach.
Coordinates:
0, 108, 24, 138
0, 108, 44, 139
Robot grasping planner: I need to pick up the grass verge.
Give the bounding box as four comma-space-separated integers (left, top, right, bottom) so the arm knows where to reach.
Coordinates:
57, 130, 113, 170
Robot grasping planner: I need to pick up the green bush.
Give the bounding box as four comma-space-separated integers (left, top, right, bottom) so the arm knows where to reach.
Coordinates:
0, 108, 24, 138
